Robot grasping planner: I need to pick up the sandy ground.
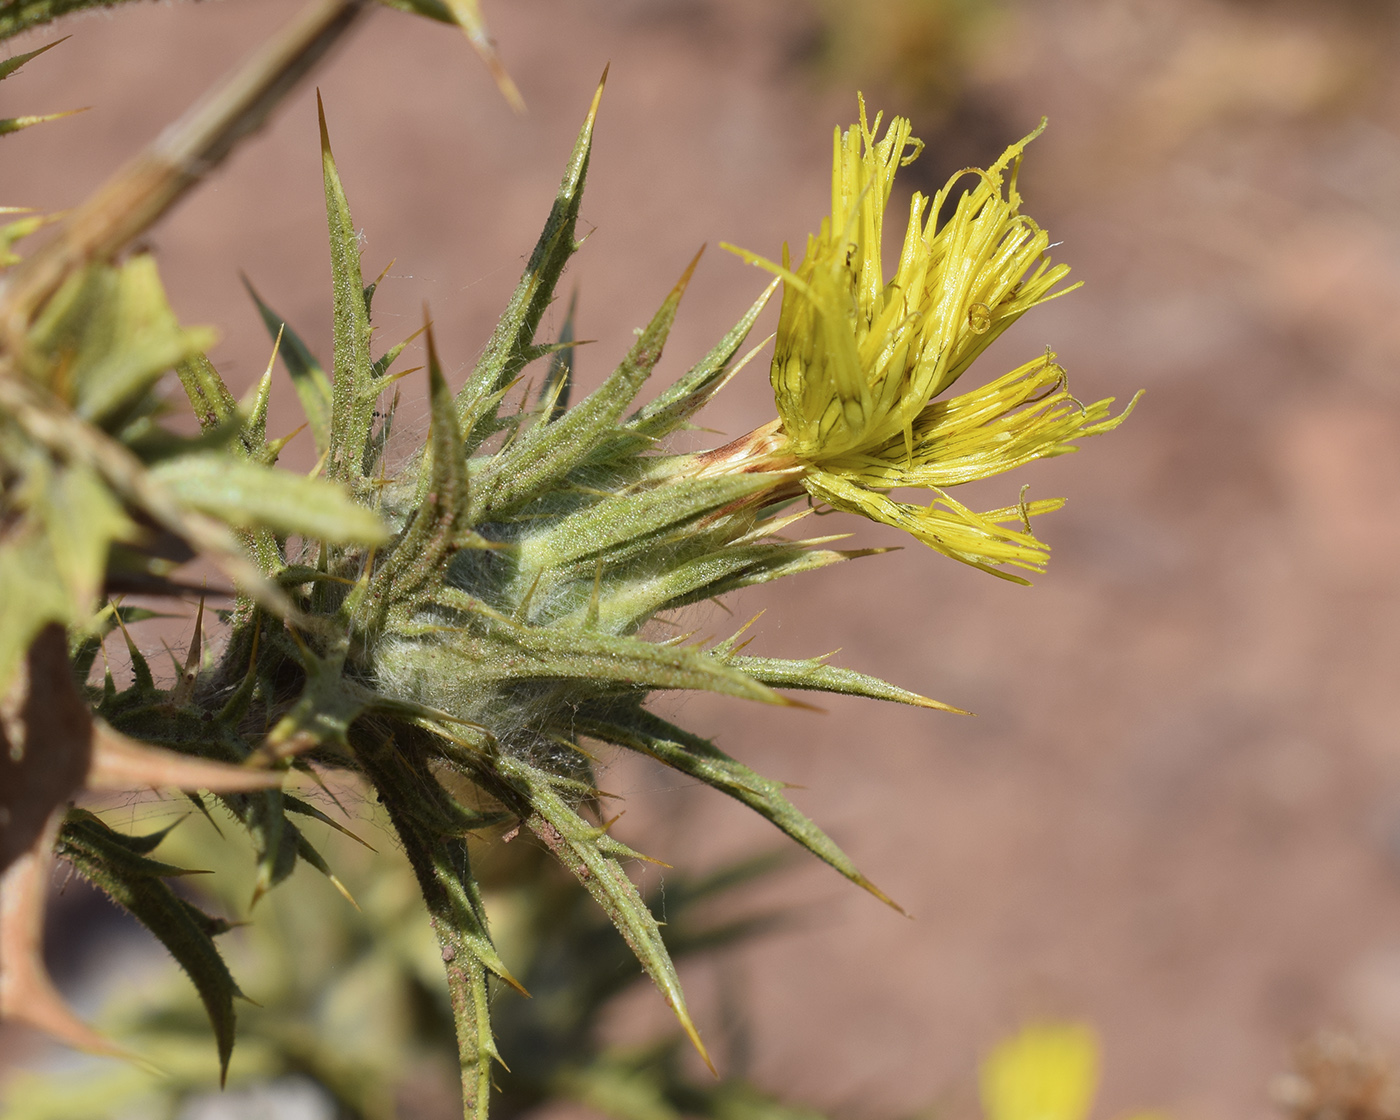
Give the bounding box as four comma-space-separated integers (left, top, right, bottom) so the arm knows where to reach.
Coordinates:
5, 2, 1400, 1119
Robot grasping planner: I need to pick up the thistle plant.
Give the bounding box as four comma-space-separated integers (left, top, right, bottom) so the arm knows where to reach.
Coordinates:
0, 4, 1136, 1119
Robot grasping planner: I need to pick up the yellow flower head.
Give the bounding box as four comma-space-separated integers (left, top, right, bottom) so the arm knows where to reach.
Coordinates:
981, 1022, 1100, 1120
725, 99, 1136, 581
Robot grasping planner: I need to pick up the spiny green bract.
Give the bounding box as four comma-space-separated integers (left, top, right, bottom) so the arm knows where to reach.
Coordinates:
65, 77, 949, 1120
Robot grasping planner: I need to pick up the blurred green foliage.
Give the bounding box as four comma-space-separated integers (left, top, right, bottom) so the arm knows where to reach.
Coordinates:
2, 801, 821, 1120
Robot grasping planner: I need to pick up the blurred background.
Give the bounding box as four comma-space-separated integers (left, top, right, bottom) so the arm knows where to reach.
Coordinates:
5, 1, 1400, 1118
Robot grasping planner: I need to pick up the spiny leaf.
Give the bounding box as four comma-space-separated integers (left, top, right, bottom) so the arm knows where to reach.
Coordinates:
500, 756, 715, 1073
575, 703, 904, 912
628, 277, 778, 437
318, 92, 379, 488
113, 617, 155, 695
177, 898, 239, 940
243, 275, 333, 455
290, 831, 359, 909
244, 371, 274, 458
720, 653, 963, 713
584, 542, 870, 633
362, 261, 385, 319
0, 37, 67, 82
360, 319, 470, 626
171, 347, 283, 579
147, 453, 388, 546
69, 602, 168, 685
91, 813, 186, 857
515, 471, 779, 576
283, 794, 375, 851
370, 324, 423, 380
366, 750, 526, 991
56, 809, 242, 1083
456, 69, 605, 443
393, 605, 785, 703
352, 732, 519, 1120
0, 107, 84, 136
176, 352, 239, 433
472, 248, 702, 517
538, 288, 577, 420
202, 787, 299, 906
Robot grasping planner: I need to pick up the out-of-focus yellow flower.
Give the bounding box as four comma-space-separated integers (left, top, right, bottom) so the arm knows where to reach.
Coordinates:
724, 99, 1137, 581
981, 1022, 1100, 1120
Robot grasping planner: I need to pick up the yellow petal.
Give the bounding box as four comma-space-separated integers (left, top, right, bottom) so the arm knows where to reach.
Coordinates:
804, 470, 1062, 581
